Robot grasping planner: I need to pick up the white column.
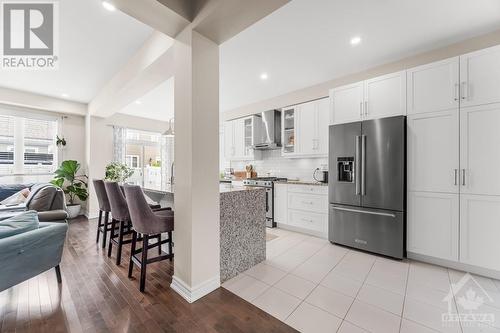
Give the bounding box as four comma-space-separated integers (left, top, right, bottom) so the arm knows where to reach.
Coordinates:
170, 28, 221, 303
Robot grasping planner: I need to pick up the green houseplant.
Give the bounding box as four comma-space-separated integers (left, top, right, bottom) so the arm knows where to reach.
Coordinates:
51, 160, 88, 218
104, 162, 134, 183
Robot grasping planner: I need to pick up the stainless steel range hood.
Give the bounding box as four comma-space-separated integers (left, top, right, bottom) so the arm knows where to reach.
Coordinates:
252, 110, 282, 150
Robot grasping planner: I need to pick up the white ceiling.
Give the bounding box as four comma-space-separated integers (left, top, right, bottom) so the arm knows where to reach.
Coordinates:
119, 78, 174, 122
220, 0, 500, 112
0, 0, 153, 103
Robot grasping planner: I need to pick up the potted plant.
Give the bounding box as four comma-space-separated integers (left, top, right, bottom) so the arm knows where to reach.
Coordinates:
56, 135, 67, 147
104, 162, 134, 183
51, 160, 88, 219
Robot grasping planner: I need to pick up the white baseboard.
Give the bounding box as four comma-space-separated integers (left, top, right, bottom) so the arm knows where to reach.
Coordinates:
170, 274, 220, 303
277, 223, 328, 239
407, 251, 500, 280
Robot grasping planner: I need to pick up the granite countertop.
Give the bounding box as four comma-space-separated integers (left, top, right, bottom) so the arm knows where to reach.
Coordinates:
275, 180, 328, 186
143, 185, 174, 195
219, 184, 265, 193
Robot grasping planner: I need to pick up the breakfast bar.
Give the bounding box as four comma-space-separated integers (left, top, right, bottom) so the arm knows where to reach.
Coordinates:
219, 184, 266, 282
143, 184, 267, 283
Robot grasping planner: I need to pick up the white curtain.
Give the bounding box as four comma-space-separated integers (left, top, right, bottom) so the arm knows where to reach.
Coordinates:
112, 126, 127, 163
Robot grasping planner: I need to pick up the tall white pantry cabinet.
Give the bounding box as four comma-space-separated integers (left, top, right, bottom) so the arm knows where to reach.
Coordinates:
407, 45, 500, 273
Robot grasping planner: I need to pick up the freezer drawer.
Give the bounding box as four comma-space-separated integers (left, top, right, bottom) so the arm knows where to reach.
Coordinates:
329, 204, 405, 259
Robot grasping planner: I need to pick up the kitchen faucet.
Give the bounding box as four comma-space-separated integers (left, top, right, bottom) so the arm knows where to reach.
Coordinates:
170, 161, 174, 185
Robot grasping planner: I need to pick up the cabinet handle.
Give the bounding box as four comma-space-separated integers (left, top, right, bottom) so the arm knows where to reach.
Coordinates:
462, 169, 466, 186
364, 101, 368, 116
461, 82, 467, 100
301, 201, 314, 205
301, 218, 313, 223
359, 102, 363, 117
454, 169, 458, 186
454, 83, 459, 101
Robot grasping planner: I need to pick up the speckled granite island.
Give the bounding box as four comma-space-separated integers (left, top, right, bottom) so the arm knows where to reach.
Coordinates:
219, 184, 266, 282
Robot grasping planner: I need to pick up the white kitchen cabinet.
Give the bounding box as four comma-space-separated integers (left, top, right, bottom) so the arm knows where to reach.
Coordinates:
274, 183, 328, 238
364, 71, 406, 120
282, 107, 298, 156
233, 118, 245, 158
287, 210, 328, 235
407, 57, 460, 115
406, 46, 500, 276
460, 45, 500, 108
330, 71, 406, 124
274, 183, 288, 225
288, 192, 328, 213
460, 194, 500, 271
298, 101, 317, 156
330, 82, 364, 124
316, 97, 330, 155
407, 191, 459, 261
223, 117, 260, 161
283, 98, 329, 158
460, 104, 500, 196
407, 110, 459, 193
223, 121, 235, 160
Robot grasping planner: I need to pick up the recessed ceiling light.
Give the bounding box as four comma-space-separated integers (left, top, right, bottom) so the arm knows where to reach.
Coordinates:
350, 36, 362, 46
61, 93, 69, 98
102, 1, 116, 11
135, 100, 142, 105
260, 72, 268, 80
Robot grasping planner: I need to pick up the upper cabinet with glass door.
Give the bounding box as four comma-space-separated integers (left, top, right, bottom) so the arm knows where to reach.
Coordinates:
223, 116, 261, 161
282, 98, 330, 158
282, 107, 297, 156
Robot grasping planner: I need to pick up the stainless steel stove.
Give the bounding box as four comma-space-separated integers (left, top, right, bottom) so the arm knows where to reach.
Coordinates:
243, 177, 287, 228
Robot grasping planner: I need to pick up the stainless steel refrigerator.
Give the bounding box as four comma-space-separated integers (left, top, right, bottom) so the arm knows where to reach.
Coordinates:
328, 116, 406, 259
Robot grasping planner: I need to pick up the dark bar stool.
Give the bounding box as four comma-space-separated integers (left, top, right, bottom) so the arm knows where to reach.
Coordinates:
92, 179, 112, 248
124, 185, 174, 292
104, 181, 134, 265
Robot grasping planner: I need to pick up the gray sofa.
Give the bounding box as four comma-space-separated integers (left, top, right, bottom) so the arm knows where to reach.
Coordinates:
0, 212, 68, 292
25, 184, 68, 222
0, 183, 68, 222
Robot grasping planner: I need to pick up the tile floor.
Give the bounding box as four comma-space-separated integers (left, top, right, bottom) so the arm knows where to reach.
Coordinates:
222, 228, 500, 333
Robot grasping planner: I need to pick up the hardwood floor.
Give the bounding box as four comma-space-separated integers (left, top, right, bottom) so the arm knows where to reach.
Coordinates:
0, 216, 297, 333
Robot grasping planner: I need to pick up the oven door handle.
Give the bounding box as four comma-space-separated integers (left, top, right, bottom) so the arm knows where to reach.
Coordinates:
265, 190, 269, 212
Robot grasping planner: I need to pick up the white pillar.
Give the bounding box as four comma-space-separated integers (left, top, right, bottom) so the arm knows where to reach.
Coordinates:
170, 28, 221, 303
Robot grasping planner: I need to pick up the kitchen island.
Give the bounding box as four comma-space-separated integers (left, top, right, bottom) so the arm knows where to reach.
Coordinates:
219, 184, 266, 282
144, 183, 267, 283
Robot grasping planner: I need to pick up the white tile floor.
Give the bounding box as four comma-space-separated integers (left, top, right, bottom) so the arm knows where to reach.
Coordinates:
222, 228, 500, 333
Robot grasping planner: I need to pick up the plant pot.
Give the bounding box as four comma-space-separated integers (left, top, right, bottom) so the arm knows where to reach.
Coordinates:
66, 204, 81, 219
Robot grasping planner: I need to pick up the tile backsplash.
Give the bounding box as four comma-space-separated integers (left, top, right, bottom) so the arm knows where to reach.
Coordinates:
223, 149, 328, 182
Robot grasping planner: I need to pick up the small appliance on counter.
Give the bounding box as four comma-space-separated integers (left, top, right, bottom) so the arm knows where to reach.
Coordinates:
313, 167, 328, 183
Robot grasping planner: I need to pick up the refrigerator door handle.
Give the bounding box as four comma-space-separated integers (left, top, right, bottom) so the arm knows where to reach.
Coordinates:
361, 135, 366, 195
355, 135, 361, 195
331, 206, 396, 218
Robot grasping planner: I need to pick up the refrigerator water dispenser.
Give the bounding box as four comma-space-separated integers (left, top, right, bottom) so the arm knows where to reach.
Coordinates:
337, 157, 354, 182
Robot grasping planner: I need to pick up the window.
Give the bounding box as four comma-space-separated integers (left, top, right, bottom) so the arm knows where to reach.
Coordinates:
0, 115, 15, 175
125, 155, 139, 168
125, 129, 162, 190
0, 114, 58, 175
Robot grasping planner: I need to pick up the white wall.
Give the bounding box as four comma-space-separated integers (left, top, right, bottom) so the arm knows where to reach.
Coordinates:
227, 150, 327, 182
86, 113, 169, 217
